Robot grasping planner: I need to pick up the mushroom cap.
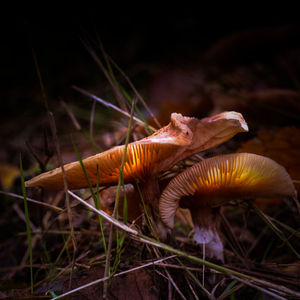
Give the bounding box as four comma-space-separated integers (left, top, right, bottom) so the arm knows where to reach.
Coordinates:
25, 111, 248, 190
159, 153, 297, 228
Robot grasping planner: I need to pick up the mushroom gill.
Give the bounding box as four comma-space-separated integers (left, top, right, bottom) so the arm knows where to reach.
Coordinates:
159, 153, 296, 260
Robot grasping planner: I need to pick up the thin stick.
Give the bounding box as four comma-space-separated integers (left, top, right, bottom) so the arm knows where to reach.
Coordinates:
152, 247, 186, 300
103, 98, 136, 299
69, 191, 300, 299
20, 155, 34, 294
68, 191, 137, 235
60, 99, 81, 131
89, 99, 96, 142
13, 203, 38, 232
0, 190, 63, 212
230, 275, 287, 300
176, 257, 212, 299
48, 112, 77, 289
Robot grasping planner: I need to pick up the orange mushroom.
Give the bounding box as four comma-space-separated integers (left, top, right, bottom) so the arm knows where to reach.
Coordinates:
159, 153, 296, 260
26, 112, 248, 235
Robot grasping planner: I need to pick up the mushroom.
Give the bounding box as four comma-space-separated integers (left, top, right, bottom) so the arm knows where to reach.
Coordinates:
25, 112, 248, 236
159, 153, 297, 260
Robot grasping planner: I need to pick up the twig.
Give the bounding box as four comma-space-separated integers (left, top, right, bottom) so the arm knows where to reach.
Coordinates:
60, 99, 81, 131
89, 99, 96, 142
13, 203, 38, 232
69, 191, 300, 299
48, 111, 77, 289
68, 191, 137, 235
0, 190, 63, 212
153, 247, 186, 300
103, 98, 136, 299
184, 273, 200, 300
230, 275, 287, 300
25, 141, 46, 172
177, 257, 213, 299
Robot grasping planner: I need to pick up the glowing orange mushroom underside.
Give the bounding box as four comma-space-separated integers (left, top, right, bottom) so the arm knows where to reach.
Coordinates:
25, 142, 178, 190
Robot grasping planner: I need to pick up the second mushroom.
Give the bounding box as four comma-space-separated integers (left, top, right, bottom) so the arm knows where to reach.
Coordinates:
159, 153, 296, 261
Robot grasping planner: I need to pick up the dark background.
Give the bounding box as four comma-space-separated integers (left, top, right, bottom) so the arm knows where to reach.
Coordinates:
1, 7, 300, 165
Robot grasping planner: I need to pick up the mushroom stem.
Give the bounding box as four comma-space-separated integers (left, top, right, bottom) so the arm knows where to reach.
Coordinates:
190, 206, 224, 262
137, 178, 169, 240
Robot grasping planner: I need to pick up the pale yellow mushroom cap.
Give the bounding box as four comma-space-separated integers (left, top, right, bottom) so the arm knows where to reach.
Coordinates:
159, 153, 297, 228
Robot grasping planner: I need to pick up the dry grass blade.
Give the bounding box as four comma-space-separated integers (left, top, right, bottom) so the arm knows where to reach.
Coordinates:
48, 111, 77, 288
68, 191, 300, 298
13, 203, 38, 231
107, 56, 162, 129
217, 282, 244, 300
68, 191, 138, 235
72, 85, 156, 132
103, 98, 136, 298
60, 99, 81, 131
0, 190, 63, 212
220, 211, 248, 263
89, 99, 96, 142
230, 275, 287, 300
82, 40, 127, 112
251, 204, 300, 260
153, 247, 187, 300
176, 257, 213, 299
51, 255, 176, 299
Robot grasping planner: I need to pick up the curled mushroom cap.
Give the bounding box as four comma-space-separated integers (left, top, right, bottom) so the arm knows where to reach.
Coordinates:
25, 112, 248, 190
159, 153, 297, 229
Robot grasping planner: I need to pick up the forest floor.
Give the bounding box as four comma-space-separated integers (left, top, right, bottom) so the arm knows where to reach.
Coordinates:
0, 16, 300, 299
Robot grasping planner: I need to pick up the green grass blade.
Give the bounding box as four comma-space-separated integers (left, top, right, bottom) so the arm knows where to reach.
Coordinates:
72, 139, 107, 254
252, 205, 300, 260
96, 37, 154, 133
20, 154, 33, 294
69, 191, 300, 299
96, 165, 107, 254
176, 257, 211, 298
135, 182, 159, 241
220, 280, 238, 297
122, 180, 128, 225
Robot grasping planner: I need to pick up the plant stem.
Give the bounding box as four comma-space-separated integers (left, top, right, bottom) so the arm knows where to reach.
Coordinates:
20, 155, 33, 294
